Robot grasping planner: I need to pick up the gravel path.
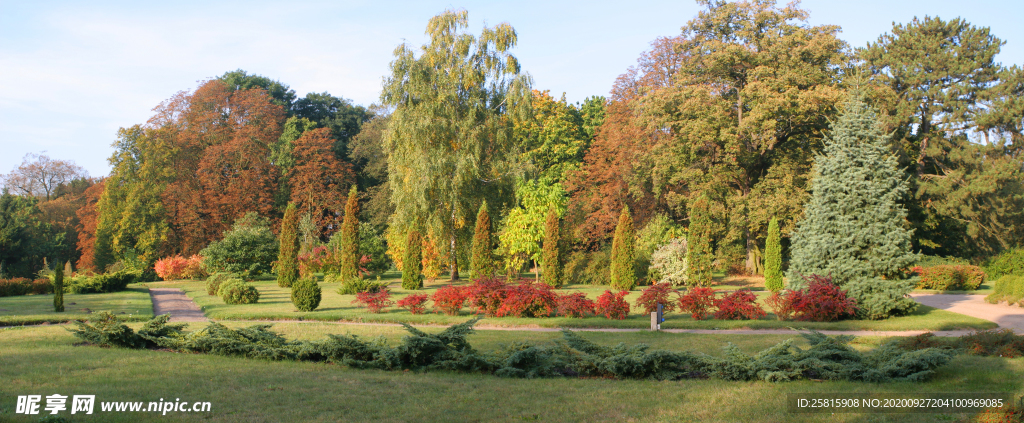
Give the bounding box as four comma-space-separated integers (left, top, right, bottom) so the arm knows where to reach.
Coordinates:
911, 293, 1024, 332
149, 288, 208, 322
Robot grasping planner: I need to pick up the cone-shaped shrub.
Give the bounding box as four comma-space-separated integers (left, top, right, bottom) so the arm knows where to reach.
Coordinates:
541, 205, 561, 287
470, 201, 496, 279
764, 218, 783, 292
53, 262, 65, 312
277, 203, 300, 288
402, 230, 424, 290
686, 195, 714, 287
291, 276, 322, 312
339, 187, 361, 279
609, 206, 636, 290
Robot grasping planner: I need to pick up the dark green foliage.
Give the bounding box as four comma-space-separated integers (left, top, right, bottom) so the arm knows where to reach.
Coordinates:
541, 206, 561, 288
0, 191, 68, 278
686, 196, 714, 287
336, 276, 389, 295
291, 276, 322, 312
339, 187, 360, 279
764, 218, 783, 292
470, 202, 496, 279
402, 230, 423, 290
277, 203, 300, 288
358, 223, 389, 274
71, 314, 954, 384
205, 272, 233, 296
66, 270, 135, 294
53, 262, 64, 312
843, 277, 918, 320
985, 247, 1024, 279
218, 69, 296, 108
564, 250, 610, 286
218, 279, 260, 305
609, 206, 635, 290
200, 213, 279, 280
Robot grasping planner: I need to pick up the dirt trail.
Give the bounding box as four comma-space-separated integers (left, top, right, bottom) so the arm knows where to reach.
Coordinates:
149, 288, 208, 322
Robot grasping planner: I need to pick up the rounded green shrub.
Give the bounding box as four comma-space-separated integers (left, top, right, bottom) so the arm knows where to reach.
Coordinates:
985, 248, 1024, 279
201, 213, 279, 280
218, 279, 260, 305
206, 272, 234, 296
291, 276, 322, 312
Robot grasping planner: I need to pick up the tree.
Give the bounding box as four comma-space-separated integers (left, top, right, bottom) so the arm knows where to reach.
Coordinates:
2, 153, 88, 201
0, 191, 65, 278
381, 9, 532, 281
348, 112, 394, 229
541, 205, 561, 287
200, 212, 279, 280
516, 90, 591, 184
53, 262, 64, 312
291, 92, 371, 158
499, 180, 566, 277
338, 187, 360, 279
686, 195, 714, 287
289, 127, 355, 238
402, 230, 423, 290
609, 206, 635, 290
787, 96, 917, 290
75, 180, 104, 272
277, 203, 300, 288
764, 218, 783, 292
470, 201, 495, 279
291, 276, 322, 312
218, 69, 296, 109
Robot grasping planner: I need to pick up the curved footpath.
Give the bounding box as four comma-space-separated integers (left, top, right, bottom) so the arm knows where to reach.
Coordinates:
149, 288, 1024, 336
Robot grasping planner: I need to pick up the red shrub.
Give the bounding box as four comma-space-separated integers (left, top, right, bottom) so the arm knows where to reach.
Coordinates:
432, 285, 469, 316
765, 290, 800, 321
181, 255, 207, 280
396, 294, 429, 315
678, 287, 717, 320
792, 275, 857, 322
31, 278, 53, 295
595, 290, 631, 320
298, 246, 329, 276
353, 290, 393, 313
712, 289, 766, 320
556, 292, 596, 318
465, 277, 510, 316
495, 282, 559, 318
634, 282, 678, 314
0, 278, 33, 297
154, 256, 188, 280
913, 265, 986, 291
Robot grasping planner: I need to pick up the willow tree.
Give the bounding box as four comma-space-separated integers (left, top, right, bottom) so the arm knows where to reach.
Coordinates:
381, 10, 532, 281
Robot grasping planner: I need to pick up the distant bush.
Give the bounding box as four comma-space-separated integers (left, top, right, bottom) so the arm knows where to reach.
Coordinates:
155, 255, 206, 281
595, 290, 630, 320
913, 265, 985, 291
634, 282, 679, 314
986, 275, 1024, 306
431, 285, 468, 316
0, 278, 32, 297
201, 213, 279, 280
712, 289, 765, 320
985, 247, 1024, 279
649, 238, 688, 286
495, 282, 559, 318
205, 273, 234, 296
397, 294, 429, 314
67, 271, 135, 294
354, 290, 393, 313
291, 276, 322, 312
678, 287, 717, 320
765, 290, 799, 321
556, 292, 596, 318
791, 275, 857, 322
332, 275, 388, 295
31, 278, 53, 295
218, 279, 260, 305
564, 250, 610, 285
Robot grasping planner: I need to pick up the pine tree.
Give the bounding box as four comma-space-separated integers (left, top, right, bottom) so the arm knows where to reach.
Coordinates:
541, 205, 561, 287
470, 201, 495, 279
686, 195, 714, 287
339, 187, 360, 279
609, 206, 636, 290
53, 262, 65, 312
402, 230, 424, 290
787, 96, 917, 319
277, 203, 300, 288
764, 218, 783, 292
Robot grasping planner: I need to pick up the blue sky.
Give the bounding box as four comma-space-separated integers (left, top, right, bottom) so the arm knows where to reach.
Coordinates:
1, 0, 1021, 178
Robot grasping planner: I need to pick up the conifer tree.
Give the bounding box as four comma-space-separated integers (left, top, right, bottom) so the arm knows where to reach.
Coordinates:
470, 201, 495, 279
764, 218, 783, 292
277, 203, 300, 288
609, 206, 636, 290
291, 275, 322, 312
402, 230, 424, 290
787, 96, 918, 318
53, 262, 65, 312
541, 205, 561, 287
686, 195, 714, 287
339, 187, 360, 279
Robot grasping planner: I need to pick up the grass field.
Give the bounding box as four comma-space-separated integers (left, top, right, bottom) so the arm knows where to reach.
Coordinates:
159, 275, 997, 331
0, 285, 153, 326
2, 322, 1022, 422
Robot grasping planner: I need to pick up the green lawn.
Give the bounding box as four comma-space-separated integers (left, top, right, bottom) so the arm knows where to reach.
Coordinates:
1, 322, 1021, 422
0, 285, 154, 326
158, 275, 997, 331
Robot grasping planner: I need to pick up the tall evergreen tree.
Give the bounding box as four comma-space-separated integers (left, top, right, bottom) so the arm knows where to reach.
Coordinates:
470, 201, 495, 279
402, 230, 424, 290
277, 203, 300, 288
339, 187, 360, 279
787, 96, 918, 319
686, 195, 714, 287
53, 261, 64, 312
609, 206, 635, 290
541, 205, 561, 287
763, 218, 783, 292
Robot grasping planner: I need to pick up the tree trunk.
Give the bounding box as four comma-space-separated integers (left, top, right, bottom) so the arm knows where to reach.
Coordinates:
449, 233, 459, 281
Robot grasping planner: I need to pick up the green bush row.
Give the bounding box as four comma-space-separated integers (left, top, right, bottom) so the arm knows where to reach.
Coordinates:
0, 278, 53, 297
914, 264, 985, 291
985, 275, 1024, 306
65, 271, 137, 294
985, 248, 1024, 280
